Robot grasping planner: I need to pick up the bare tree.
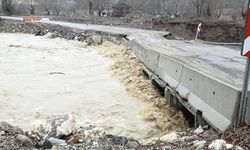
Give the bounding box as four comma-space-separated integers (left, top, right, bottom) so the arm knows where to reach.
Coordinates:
216, 0, 223, 18
1, 0, 17, 15
26, 0, 37, 14
38, 0, 51, 15
203, 0, 220, 18
240, 0, 248, 19
190, 0, 205, 17
173, 0, 182, 17
37, 0, 62, 16
87, 0, 111, 16
231, 0, 242, 20
0, 0, 245, 21
51, 0, 62, 15
74, 0, 81, 9
127, 0, 146, 12
206, 0, 213, 17
88, 0, 94, 15
156, 0, 161, 15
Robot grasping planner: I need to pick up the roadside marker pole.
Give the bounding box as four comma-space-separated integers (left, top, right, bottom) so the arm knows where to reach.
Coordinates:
195, 23, 202, 40
238, 0, 250, 125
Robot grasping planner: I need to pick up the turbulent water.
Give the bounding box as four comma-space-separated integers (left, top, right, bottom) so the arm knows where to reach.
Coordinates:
96, 42, 188, 134
0, 33, 187, 143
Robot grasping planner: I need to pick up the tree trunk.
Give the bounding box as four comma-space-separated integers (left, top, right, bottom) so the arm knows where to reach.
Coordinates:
241, 0, 246, 19
206, 0, 212, 17
45, 7, 50, 15
216, 0, 222, 18
196, 1, 200, 17
89, 0, 93, 15
30, 6, 35, 15
2, 0, 15, 16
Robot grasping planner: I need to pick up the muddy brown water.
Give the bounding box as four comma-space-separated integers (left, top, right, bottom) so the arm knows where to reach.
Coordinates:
0, 33, 187, 143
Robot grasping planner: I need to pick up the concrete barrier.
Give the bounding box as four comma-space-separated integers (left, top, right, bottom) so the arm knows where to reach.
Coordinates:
134, 44, 160, 73
157, 55, 183, 88
126, 39, 247, 131
176, 65, 240, 131
130, 40, 145, 62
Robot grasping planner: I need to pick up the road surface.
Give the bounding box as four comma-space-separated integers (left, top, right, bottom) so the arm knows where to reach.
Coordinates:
1, 16, 245, 89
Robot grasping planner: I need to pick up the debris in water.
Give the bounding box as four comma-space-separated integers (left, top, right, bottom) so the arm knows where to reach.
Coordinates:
49, 72, 65, 75
46, 137, 67, 146
95, 41, 188, 132
194, 125, 204, 135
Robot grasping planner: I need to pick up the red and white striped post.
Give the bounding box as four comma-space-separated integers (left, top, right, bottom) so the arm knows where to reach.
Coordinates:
238, 0, 250, 125
242, 1, 250, 57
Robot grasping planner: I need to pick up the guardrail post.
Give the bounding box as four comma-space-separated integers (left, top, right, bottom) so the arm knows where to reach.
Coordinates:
237, 58, 250, 125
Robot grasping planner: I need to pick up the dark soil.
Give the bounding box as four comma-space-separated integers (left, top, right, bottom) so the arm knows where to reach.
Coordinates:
50, 15, 244, 43
155, 20, 244, 43
2, 14, 243, 43
221, 124, 250, 149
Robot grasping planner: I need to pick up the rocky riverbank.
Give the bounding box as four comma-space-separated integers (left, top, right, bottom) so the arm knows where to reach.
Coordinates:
0, 114, 141, 150
0, 19, 125, 44
0, 118, 248, 149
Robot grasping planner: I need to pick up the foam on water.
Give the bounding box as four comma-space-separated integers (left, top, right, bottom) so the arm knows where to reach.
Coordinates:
0, 33, 187, 143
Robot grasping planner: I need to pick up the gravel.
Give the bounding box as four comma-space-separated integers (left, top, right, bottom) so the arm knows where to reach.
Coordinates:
0, 19, 126, 43
0, 115, 143, 150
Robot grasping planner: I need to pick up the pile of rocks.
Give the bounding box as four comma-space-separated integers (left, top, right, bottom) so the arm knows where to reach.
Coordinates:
144, 126, 247, 150
1, 118, 247, 150
0, 114, 141, 150
0, 20, 125, 44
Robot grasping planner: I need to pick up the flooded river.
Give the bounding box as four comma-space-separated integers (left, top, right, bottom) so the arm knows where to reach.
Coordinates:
0, 33, 159, 142
0, 33, 187, 143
